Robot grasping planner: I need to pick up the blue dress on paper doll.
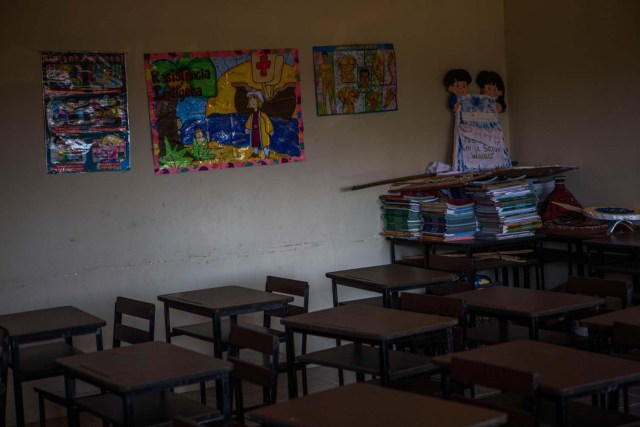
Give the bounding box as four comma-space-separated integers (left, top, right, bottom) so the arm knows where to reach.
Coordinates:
453, 94, 511, 172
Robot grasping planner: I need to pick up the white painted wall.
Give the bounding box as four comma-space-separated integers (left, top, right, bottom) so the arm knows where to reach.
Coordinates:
0, 0, 507, 422
505, 0, 640, 206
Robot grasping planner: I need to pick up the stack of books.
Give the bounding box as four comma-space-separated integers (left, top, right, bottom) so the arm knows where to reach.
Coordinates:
421, 199, 477, 241
380, 193, 437, 239
466, 180, 542, 240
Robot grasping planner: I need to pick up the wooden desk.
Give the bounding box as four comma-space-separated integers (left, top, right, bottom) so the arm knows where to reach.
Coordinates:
0, 306, 105, 427
448, 286, 604, 340
326, 264, 457, 308
250, 382, 507, 427
57, 341, 232, 426
585, 232, 640, 290
580, 305, 640, 349
433, 339, 640, 425
281, 304, 458, 397
158, 286, 293, 358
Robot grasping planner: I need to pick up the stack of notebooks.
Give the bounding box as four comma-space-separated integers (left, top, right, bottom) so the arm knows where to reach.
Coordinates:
380, 193, 438, 239
421, 199, 477, 241
466, 180, 542, 240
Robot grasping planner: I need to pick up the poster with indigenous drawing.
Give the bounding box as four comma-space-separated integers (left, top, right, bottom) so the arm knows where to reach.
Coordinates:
42, 51, 130, 174
313, 44, 397, 116
144, 48, 304, 174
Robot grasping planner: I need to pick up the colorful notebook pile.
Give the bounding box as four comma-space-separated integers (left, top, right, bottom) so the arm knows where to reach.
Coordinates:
466, 180, 542, 240
421, 199, 477, 241
380, 193, 438, 239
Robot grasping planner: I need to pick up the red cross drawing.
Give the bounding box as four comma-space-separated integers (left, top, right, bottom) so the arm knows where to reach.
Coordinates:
256, 54, 271, 77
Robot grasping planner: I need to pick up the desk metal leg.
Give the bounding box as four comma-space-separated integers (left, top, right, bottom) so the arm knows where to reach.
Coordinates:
163, 303, 172, 343
379, 344, 390, 386
65, 373, 79, 427
11, 342, 24, 427
285, 327, 298, 399
331, 279, 339, 307
95, 327, 104, 351
331, 280, 345, 385
213, 314, 224, 408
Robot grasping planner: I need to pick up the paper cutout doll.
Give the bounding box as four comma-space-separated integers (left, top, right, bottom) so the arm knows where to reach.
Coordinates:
476, 70, 507, 112
443, 69, 472, 112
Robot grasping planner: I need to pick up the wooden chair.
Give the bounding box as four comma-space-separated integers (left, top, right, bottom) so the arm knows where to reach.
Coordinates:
385, 293, 467, 396
451, 356, 640, 426
261, 276, 309, 396
34, 296, 156, 426
561, 275, 633, 311
425, 254, 477, 296
0, 327, 8, 427
450, 357, 541, 426
398, 292, 467, 353
175, 276, 309, 399
227, 324, 280, 424
612, 321, 640, 414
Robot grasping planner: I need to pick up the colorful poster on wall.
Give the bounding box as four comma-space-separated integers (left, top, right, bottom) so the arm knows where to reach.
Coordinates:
143, 48, 304, 175
41, 52, 130, 174
452, 94, 511, 172
313, 44, 397, 116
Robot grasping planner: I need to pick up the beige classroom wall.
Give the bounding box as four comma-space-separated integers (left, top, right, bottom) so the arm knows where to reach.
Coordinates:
505, 0, 640, 207
0, 0, 507, 422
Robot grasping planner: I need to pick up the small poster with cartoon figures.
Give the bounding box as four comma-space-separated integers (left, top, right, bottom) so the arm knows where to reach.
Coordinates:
143, 48, 305, 175
313, 44, 397, 116
41, 51, 130, 174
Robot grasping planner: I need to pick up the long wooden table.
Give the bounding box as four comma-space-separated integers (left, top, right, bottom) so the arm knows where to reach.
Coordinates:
250, 382, 507, 427
433, 339, 640, 425
0, 306, 105, 427
57, 341, 233, 426
326, 264, 457, 308
448, 286, 604, 340
281, 304, 458, 397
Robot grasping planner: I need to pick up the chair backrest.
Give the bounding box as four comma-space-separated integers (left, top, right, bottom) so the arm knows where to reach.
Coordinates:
427, 254, 476, 294
113, 296, 156, 348
564, 276, 632, 309
263, 276, 309, 327
399, 292, 466, 352
227, 324, 280, 423
0, 326, 8, 427
428, 254, 475, 276
451, 357, 540, 397
400, 292, 465, 318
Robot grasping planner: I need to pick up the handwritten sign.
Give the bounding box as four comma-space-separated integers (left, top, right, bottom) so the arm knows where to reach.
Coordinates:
452, 94, 511, 172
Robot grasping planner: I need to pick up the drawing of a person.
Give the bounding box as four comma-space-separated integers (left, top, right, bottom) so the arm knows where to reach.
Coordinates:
337, 87, 360, 113
193, 127, 208, 145
336, 56, 357, 83
318, 52, 336, 114
245, 90, 274, 158
359, 68, 371, 91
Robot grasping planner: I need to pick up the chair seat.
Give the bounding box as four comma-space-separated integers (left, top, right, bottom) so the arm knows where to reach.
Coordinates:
173, 320, 231, 346
34, 380, 100, 406
75, 390, 220, 426
299, 343, 440, 381
466, 323, 588, 348
17, 342, 83, 381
